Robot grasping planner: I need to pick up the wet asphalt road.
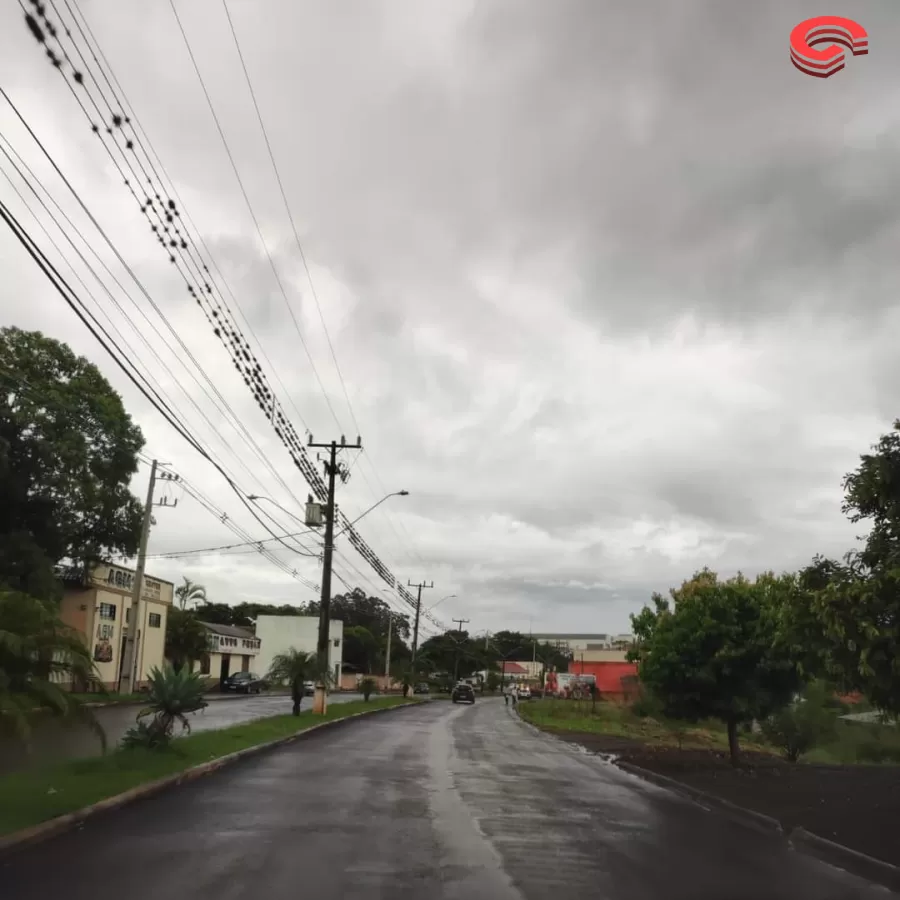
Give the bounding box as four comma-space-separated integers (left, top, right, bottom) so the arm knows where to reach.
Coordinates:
0, 692, 364, 774
2, 699, 888, 899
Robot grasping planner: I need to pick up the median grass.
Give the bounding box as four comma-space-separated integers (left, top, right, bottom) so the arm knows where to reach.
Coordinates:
518, 698, 773, 754
0, 696, 419, 837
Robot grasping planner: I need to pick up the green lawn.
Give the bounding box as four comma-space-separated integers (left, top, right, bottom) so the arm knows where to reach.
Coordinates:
0, 697, 419, 837
518, 699, 773, 754
519, 699, 900, 765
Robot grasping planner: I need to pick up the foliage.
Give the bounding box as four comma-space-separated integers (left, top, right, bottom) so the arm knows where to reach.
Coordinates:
344, 625, 379, 674
0, 589, 105, 748
174, 577, 206, 611
792, 425, 900, 715
122, 664, 207, 750
485, 671, 500, 693
359, 677, 377, 701
164, 608, 209, 673
266, 648, 325, 716
630, 568, 804, 765
0, 327, 144, 599
760, 680, 838, 762
302, 587, 412, 644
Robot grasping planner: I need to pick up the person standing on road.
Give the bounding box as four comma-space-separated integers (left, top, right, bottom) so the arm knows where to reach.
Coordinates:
503, 686, 510, 707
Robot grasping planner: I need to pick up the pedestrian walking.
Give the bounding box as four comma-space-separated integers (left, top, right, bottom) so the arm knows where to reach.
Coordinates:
504, 688, 509, 707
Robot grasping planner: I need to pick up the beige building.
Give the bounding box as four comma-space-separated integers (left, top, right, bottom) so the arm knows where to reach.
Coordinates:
193, 621, 261, 688
59, 561, 174, 691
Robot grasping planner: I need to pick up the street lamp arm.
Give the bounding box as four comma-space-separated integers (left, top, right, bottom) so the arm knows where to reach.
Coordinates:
333, 490, 408, 539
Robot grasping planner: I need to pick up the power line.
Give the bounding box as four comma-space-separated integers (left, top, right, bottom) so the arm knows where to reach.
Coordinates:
17, 3, 426, 618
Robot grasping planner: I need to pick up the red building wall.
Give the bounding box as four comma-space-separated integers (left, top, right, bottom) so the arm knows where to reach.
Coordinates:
568, 661, 639, 696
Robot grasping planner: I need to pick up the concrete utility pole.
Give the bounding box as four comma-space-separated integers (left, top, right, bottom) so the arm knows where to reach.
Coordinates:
119, 462, 180, 694
308, 434, 362, 714
452, 617, 470, 683
384, 612, 393, 683
408, 579, 434, 671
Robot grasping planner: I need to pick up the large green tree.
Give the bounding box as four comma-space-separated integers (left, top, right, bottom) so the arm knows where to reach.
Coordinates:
165, 608, 210, 674
0, 328, 144, 598
630, 569, 804, 765
801, 423, 900, 714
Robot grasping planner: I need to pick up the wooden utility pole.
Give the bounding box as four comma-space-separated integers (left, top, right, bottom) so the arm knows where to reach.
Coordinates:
307, 434, 362, 713
408, 579, 433, 670
452, 617, 470, 682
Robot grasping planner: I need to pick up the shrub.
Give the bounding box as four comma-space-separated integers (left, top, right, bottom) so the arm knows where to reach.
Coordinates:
122, 664, 207, 751
360, 677, 377, 702
761, 681, 837, 762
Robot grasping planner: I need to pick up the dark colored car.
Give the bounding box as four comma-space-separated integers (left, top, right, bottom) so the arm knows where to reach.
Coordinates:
451, 682, 475, 704
413, 682, 430, 695
223, 672, 266, 694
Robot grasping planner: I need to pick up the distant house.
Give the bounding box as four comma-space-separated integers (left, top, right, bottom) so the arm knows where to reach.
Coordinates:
500, 661, 529, 682
57, 562, 173, 691
195, 621, 261, 688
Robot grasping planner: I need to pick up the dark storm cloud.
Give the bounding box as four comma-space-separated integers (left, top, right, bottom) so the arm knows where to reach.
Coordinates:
2, 0, 898, 632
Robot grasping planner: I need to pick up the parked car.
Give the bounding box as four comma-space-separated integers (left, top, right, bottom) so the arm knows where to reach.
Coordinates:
413, 682, 430, 695
223, 672, 266, 694
517, 685, 531, 700
452, 682, 476, 704
303, 681, 316, 696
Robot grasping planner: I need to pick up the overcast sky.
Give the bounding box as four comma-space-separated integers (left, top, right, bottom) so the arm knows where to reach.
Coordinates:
1, 1, 897, 637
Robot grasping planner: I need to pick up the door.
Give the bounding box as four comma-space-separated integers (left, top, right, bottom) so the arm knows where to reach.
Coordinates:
219, 654, 231, 690
241, 655, 250, 673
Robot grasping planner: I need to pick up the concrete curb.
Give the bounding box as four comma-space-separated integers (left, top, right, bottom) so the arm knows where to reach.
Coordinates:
0, 700, 425, 858
788, 826, 900, 893
613, 761, 784, 836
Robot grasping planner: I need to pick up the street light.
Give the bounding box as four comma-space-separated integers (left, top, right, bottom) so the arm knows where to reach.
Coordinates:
334, 490, 409, 538
427, 593, 456, 613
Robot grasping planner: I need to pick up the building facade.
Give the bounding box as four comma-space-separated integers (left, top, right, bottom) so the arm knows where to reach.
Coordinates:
531, 632, 634, 655
194, 621, 261, 688
254, 615, 343, 687
59, 562, 174, 691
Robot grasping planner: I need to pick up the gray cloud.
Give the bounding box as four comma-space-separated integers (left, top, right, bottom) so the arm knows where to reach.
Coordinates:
1, 0, 897, 636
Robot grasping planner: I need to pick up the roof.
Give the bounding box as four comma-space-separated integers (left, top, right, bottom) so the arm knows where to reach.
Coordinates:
501, 661, 528, 675
199, 621, 257, 640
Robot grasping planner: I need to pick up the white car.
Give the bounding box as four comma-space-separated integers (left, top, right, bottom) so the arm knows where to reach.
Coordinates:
516, 686, 531, 700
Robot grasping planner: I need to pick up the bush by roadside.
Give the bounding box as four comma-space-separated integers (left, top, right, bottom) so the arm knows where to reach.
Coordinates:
0, 696, 419, 837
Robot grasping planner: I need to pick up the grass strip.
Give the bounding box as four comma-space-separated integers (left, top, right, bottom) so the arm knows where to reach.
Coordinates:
0, 696, 418, 836
518, 699, 773, 753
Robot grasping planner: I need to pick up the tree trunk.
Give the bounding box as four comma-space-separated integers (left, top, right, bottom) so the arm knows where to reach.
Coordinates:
727, 718, 740, 766
291, 682, 302, 716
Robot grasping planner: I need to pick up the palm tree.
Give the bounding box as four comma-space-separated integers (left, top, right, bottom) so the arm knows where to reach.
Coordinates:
359, 677, 377, 702
0, 589, 105, 748
121, 664, 208, 750
165, 608, 209, 673
267, 649, 330, 716
174, 577, 207, 611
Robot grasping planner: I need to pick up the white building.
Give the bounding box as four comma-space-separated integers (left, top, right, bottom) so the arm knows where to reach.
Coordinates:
531, 633, 635, 655
254, 615, 344, 687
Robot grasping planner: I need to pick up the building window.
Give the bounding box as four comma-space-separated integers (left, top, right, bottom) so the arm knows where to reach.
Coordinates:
99, 602, 116, 620
333, 639, 340, 648
148, 613, 161, 628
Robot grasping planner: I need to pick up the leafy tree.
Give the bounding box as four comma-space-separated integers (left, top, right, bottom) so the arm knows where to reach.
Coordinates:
175, 577, 207, 610
303, 587, 411, 644
165, 608, 209, 673
630, 569, 804, 765
0, 328, 144, 599
801, 424, 900, 714
121, 664, 207, 750
194, 601, 238, 626
266, 648, 326, 716
760, 680, 838, 762
343, 625, 379, 674
0, 589, 105, 746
